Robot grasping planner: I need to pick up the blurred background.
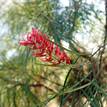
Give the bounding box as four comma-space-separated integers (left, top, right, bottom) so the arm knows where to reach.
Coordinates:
0, 0, 106, 107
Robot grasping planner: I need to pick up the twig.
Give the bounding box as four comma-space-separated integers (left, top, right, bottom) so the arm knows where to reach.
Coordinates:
98, 0, 107, 76
0, 76, 56, 93
30, 83, 56, 93
37, 75, 62, 86
91, 45, 103, 57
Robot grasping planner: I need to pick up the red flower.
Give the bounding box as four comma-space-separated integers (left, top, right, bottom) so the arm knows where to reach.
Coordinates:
19, 28, 71, 65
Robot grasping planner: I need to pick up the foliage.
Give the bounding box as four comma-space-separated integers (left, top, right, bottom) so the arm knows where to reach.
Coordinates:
0, 0, 107, 107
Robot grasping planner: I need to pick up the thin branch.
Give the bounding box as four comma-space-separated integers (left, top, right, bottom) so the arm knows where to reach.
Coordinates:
91, 45, 103, 57
37, 75, 62, 86
30, 83, 56, 93
0, 76, 56, 93
98, 0, 107, 76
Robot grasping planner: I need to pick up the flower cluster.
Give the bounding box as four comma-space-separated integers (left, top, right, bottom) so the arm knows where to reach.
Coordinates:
19, 28, 71, 65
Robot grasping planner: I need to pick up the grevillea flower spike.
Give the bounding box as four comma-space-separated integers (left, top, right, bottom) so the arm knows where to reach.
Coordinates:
19, 28, 71, 65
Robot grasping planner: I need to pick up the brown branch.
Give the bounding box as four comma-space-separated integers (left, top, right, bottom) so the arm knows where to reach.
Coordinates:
0, 76, 56, 93
98, 0, 107, 75
30, 83, 56, 93
37, 75, 62, 86
91, 45, 103, 57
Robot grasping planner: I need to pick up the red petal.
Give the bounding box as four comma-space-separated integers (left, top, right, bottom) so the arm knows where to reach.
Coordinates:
65, 57, 71, 64
55, 45, 61, 56
19, 41, 34, 46
32, 52, 46, 57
